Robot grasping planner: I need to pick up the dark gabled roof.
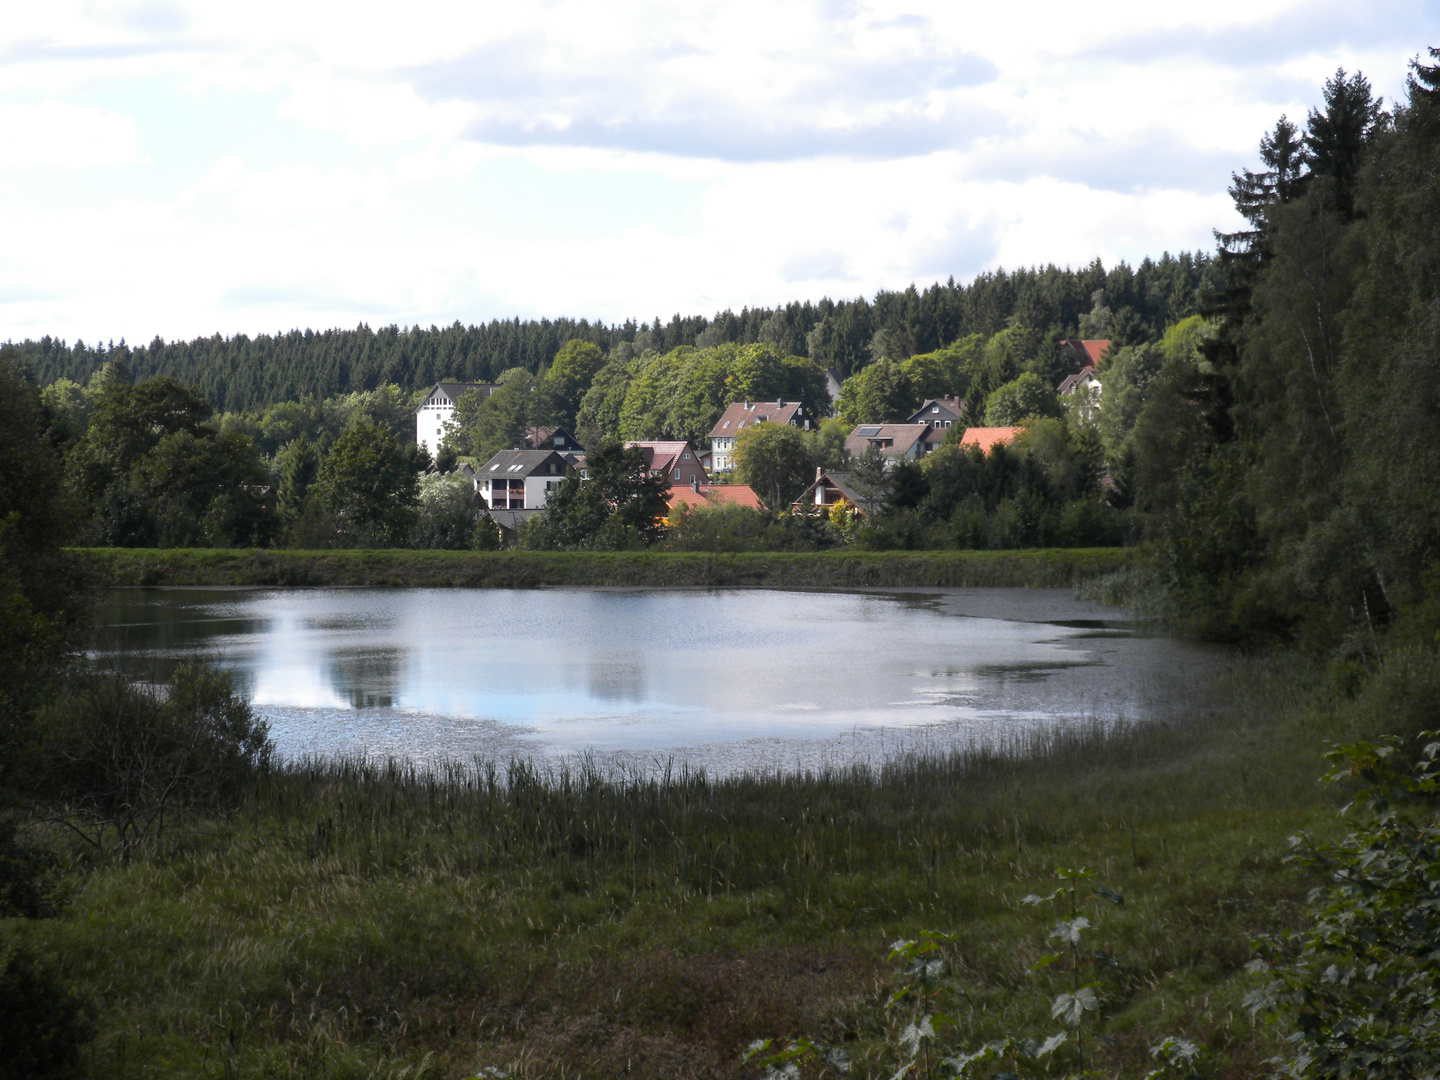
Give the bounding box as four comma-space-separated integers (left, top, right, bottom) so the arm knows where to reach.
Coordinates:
527, 426, 584, 452
1057, 369, 1100, 395
418, 381, 496, 412
792, 470, 866, 513
906, 396, 963, 425
475, 449, 570, 479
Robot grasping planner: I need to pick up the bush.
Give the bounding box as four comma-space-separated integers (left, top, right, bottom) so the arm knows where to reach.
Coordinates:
34, 663, 271, 850
0, 944, 93, 1079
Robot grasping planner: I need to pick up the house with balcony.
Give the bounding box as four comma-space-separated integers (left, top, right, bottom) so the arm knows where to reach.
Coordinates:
474, 449, 571, 511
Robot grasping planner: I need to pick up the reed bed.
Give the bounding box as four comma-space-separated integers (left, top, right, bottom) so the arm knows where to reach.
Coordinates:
13, 649, 1426, 1079
79, 546, 1138, 590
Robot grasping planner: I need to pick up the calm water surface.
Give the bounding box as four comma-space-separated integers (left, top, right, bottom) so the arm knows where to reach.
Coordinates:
91, 587, 1226, 774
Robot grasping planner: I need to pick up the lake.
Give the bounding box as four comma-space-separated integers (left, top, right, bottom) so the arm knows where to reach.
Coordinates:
90, 586, 1226, 775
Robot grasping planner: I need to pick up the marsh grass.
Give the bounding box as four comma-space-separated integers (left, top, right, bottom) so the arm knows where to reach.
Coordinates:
9, 649, 1432, 1079
78, 546, 1138, 590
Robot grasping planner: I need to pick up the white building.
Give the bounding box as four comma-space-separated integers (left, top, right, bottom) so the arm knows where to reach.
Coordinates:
415, 381, 496, 458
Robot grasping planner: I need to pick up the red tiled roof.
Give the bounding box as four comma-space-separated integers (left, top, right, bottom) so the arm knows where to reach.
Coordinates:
666, 483, 765, 511
1059, 340, 1112, 367
959, 426, 1024, 454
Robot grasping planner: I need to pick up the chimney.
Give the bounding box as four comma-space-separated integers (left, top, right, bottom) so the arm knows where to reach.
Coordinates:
815, 465, 823, 481
690, 475, 700, 492
777, 398, 783, 408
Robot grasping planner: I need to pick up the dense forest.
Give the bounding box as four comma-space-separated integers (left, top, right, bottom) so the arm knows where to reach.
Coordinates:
11, 254, 1214, 413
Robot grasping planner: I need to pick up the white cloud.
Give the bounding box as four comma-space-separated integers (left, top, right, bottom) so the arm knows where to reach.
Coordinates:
0, 0, 1436, 343
0, 100, 139, 166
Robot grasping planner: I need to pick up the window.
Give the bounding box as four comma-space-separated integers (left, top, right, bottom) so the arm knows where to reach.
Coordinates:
683, 452, 690, 459
931, 406, 939, 413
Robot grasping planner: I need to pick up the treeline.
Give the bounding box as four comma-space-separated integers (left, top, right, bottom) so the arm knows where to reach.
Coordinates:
1142, 53, 1440, 650
12, 254, 1214, 413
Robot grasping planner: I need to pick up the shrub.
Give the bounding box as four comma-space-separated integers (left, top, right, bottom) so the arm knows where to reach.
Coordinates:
34, 663, 271, 850
0, 944, 93, 1079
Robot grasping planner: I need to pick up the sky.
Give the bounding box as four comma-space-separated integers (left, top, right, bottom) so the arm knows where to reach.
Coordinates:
2, 1, 1436, 346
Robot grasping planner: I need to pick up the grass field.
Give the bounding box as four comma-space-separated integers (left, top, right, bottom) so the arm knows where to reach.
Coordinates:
77, 546, 1138, 590
14, 635, 1435, 1079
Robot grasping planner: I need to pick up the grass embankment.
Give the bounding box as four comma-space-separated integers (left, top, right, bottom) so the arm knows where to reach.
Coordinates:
16, 646, 1439, 1079
79, 546, 1138, 589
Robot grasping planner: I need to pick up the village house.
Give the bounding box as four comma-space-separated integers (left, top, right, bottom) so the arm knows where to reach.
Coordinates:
1056, 369, 1103, 422
414, 381, 497, 458
793, 468, 866, 515
958, 426, 1025, 454
527, 426, 585, 465
708, 400, 813, 472
905, 396, 964, 454
666, 477, 765, 514
623, 440, 709, 487
842, 423, 930, 463
473, 449, 571, 512
1056, 339, 1112, 371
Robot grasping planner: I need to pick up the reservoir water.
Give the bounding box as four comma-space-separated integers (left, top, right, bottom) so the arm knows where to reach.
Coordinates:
90, 586, 1225, 775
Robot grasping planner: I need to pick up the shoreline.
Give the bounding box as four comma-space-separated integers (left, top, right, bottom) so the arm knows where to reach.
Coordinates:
77, 546, 1140, 589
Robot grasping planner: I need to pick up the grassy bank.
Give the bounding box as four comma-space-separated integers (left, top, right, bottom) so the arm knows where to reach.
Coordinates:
13, 644, 1437, 1079
78, 546, 1138, 589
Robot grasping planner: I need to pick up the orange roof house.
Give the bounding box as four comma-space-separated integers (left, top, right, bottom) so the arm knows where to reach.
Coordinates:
1057, 339, 1112, 369
666, 480, 765, 513
958, 426, 1024, 454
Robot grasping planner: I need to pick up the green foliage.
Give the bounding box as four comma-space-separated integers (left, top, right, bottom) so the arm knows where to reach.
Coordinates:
450, 368, 557, 463
33, 663, 272, 851
836, 357, 917, 425
1246, 734, 1440, 1079
983, 372, 1061, 426
63, 372, 274, 547
666, 504, 844, 553
0, 354, 91, 797
0, 944, 94, 1079
735, 422, 816, 510
309, 421, 419, 548
542, 339, 608, 429
411, 471, 480, 550
521, 439, 669, 550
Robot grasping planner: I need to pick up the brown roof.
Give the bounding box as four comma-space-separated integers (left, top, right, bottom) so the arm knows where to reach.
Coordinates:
666, 483, 765, 511
709, 400, 806, 438
624, 440, 689, 470
842, 423, 929, 458
958, 426, 1024, 454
